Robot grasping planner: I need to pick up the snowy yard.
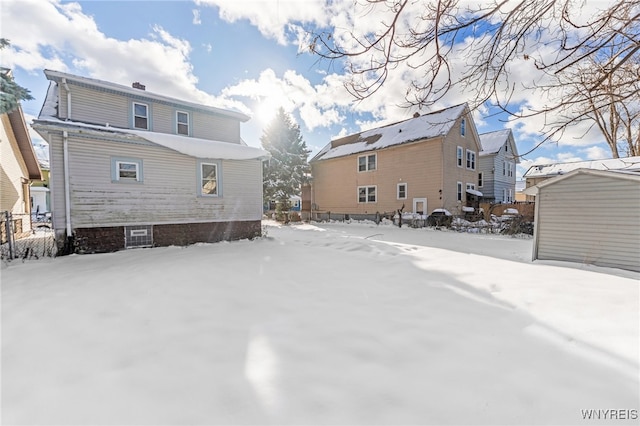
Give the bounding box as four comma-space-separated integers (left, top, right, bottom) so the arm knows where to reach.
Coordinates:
2, 221, 638, 425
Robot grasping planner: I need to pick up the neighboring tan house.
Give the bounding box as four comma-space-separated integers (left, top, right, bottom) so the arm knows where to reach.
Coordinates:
1, 103, 43, 239
478, 129, 519, 203
309, 103, 482, 218
530, 169, 640, 272
523, 156, 640, 201
33, 70, 269, 254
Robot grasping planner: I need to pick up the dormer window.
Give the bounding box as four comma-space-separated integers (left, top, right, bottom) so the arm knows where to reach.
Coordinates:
133, 102, 149, 130
177, 111, 189, 136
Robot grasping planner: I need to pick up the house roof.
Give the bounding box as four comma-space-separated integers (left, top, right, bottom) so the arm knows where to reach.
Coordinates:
523, 156, 640, 178
523, 168, 640, 196
311, 103, 470, 162
478, 128, 520, 161
42, 69, 250, 122
4, 105, 42, 180
32, 118, 270, 161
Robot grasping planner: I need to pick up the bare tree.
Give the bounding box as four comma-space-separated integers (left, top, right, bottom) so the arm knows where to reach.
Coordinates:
310, 0, 640, 156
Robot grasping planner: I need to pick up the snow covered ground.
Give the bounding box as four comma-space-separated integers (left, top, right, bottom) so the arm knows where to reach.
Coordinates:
2, 221, 638, 425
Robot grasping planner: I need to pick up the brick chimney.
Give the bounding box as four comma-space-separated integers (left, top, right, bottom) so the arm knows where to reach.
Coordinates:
132, 82, 146, 90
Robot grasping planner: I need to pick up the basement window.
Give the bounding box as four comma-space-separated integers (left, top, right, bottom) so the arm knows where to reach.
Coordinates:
125, 225, 153, 248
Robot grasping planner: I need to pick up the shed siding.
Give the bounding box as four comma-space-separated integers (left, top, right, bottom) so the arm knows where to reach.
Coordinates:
536, 173, 640, 271
49, 134, 262, 229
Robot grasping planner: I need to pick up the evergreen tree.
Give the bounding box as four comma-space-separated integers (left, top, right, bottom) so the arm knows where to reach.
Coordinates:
1, 39, 33, 114
261, 108, 310, 216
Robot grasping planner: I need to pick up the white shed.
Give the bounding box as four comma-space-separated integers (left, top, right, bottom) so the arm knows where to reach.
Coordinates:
531, 169, 640, 272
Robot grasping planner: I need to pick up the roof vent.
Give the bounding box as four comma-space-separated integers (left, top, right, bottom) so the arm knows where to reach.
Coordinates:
413, 112, 420, 118
132, 82, 146, 90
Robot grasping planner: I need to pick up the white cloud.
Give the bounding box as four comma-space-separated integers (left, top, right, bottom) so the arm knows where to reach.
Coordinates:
1, 0, 245, 113
192, 9, 202, 25
581, 146, 610, 160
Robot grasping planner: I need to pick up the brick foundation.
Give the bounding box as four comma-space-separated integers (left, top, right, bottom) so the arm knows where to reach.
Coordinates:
63, 220, 262, 255
73, 226, 125, 254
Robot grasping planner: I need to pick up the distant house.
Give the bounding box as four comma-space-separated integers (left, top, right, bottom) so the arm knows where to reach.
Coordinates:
309, 104, 482, 219
478, 129, 519, 203
523, 156, 640, 202
531, 169, 640, 272
33, 70, 269, 254
30, 160, 50, 215
1, 101, 42, 238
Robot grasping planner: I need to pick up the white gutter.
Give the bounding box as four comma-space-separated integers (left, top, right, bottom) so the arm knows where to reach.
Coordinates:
62, 130, 72, 237
62, 78, 71, 119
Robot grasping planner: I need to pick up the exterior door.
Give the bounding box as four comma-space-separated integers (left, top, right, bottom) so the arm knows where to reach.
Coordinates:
413, 198, 427, 215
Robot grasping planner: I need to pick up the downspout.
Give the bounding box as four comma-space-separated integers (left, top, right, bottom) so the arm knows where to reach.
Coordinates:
63, 130, 72, 242
62, 78, 71, 120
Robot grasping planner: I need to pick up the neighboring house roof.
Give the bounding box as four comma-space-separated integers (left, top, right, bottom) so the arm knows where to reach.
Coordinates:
32, 118, 270, 161
311, 103, 470, 162
4, 105, 42, 180
478, 129, 519, 162
41, 69, 250, 122
523, 156, 640, 178
523, 168, 640, 196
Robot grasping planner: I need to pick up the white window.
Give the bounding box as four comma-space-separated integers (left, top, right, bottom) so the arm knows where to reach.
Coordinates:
397, 183, 407, 200
456, 146, 463, 167
460, 118, 466, 137
457, 181, 463, 202
503, 188, 507, 203
466, 150, 476, 170
503, 160, 506, 176
478, 172, 483, 187
176, 111, 189, 136
508, 162, 514, 177
358, 186, 376, 203
111, 157, 143, 183
508, 188, 513, 202
358, 154, 376, 172
466, 183, 475, 191
133, 102, 149, 130
198, 161, 221, 197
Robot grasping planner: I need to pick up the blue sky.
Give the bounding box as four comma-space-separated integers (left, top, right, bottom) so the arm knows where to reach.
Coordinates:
2, 0, 615, 177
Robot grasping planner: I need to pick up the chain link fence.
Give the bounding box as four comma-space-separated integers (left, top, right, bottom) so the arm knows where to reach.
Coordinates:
1, 211, 57, 262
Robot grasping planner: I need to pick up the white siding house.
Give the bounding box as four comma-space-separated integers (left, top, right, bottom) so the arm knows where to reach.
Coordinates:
532, 169, 640, 272
33, 70, 269, 254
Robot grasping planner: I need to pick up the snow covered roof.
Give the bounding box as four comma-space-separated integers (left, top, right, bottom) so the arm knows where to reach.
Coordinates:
466, 188, 483, 197
32, 118, 270, 161
311, 104, 469, 162
479, 129, 512, 156
42, 69, 250, 122
524, 156, 640, 178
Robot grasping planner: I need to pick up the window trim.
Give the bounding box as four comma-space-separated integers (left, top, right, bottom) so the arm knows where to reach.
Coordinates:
397, 183, 407, 200
357, 153, 377, 172
457, 181, 463, 202
176, 110, 190, 136
197, 159, 222, 197
456, 146, 463, 168
466, 149, 476, 170
357, 185, 377, 203
111, 157, 143, 183
478, 172, 483, 188
132, 101, 150, 130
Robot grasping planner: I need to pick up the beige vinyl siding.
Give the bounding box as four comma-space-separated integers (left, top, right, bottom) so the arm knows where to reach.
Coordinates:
192, 112, 240, 143
312, 139, 446, 214
60, 84, 129, 127
535, 173, 640, 272
60, 83, 241, 142
49, 134, 262, 229
0, 115, 30, 214
441, 120, 482, 213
